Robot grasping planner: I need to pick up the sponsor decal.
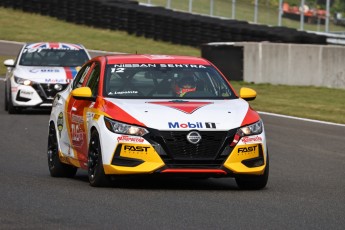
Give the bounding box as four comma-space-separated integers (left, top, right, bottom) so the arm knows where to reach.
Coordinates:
71, 114, 83, 123
117, 135, 145, 143
71, 123, 84, 147
108, 91, 138, 95
93, 114, 100, 121
238, 146, 257, 154
168, 122, 216, 129
57, 112, 63, 137
123, 145, 150, 153
29, 69, 60, 73
20, 90, 33, 96
110, 64, 206, 73
241, 136, 263, 144
45, 79, 68, 84
148, 101, 213, 114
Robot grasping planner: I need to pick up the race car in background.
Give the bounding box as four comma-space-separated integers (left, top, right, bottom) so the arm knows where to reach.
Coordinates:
3, 42, 91, 113
48, 54, 269, 189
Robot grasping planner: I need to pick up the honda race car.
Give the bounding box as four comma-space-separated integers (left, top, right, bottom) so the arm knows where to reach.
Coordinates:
48, 54, 269, 189
3, 42, 91, 113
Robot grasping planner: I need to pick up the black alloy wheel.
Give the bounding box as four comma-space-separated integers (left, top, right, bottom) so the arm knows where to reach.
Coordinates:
88, 130, 111, 187
47, 123, 77, 177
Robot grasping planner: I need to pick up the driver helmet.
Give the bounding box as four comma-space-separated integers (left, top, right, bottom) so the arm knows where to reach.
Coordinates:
174, 76, 196, 97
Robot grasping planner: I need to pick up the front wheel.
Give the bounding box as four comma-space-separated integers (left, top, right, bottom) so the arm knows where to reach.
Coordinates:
47, 123, 77, 177
235, 153, 269, 190
88, 130, 111, 187
7, 83, 18, 114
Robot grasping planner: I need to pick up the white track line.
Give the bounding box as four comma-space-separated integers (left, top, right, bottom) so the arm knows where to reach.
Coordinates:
259, 111, 345, 127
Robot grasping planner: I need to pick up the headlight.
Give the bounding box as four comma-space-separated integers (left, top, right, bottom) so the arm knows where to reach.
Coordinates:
237, 120, 263, 137
14, 76, 33, 86
104, 117, 149, 136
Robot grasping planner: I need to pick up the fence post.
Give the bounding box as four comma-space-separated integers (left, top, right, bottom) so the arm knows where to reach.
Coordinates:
254, 0, 258, 23
189, 0, 193, 13
325, 0, 330, 32
300, 0, 305, 30
210, 0, 214, 17
232, 0, 236, 19
166, 0, 171, 9
278, 0, 283, 26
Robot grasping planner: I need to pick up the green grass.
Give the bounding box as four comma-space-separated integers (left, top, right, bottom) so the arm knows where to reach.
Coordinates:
1, 7, 345, 124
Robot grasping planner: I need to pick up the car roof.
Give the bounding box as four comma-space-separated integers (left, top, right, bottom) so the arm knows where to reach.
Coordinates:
104, 54, 211, 65
24, 42, 86, 50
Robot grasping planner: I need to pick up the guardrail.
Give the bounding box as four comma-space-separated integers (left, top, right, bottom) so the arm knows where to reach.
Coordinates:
0, 0, 328, 47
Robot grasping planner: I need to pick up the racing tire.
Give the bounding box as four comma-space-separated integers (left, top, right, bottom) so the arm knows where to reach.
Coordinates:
7, 83, 20, 114
88, 130, 111, 187
47, 123, 77, 178
235, 153, 269, 190
4, 82, 8, 111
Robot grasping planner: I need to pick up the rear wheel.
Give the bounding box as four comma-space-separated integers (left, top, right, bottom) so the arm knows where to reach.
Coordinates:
47, 123, 77, 177
88, 130, 111, 187
235, 153, 269, 190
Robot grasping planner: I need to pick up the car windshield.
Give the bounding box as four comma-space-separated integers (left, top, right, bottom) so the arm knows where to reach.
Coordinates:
19, 48, 89, 67
104, 64, 237, 99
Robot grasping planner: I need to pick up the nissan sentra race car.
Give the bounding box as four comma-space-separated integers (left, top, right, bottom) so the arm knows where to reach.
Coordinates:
48, 54, 269, 189
3, 42, 91, 113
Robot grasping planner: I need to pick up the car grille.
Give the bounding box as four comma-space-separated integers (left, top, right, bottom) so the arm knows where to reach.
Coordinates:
32, 83, 69, 102
145, 129, 237, 168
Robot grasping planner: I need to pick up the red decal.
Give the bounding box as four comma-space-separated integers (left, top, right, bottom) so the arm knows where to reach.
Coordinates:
148, 101, 213, 114
64, 67, 74, 81
103, 99, 146, 127
49, 43, 59, 49
241, 107, 260, 126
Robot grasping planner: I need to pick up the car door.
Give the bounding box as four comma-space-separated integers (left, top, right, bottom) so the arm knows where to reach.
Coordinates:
67, 62, 101, 165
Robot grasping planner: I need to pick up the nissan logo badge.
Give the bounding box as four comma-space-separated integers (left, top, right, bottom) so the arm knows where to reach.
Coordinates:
187, 131, 202, 144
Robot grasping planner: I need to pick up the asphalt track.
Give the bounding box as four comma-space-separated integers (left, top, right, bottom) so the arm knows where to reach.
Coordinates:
1, 41, 345, 229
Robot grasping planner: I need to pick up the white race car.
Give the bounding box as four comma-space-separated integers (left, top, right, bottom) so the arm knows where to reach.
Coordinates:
3, 42, 91, 113
48, 54, 269, 189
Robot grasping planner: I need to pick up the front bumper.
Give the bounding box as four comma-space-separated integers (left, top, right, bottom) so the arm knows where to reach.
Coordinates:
101, 129, 267, 177
11, 81, 68, 108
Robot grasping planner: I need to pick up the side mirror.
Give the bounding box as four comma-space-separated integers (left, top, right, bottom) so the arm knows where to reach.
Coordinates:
71, 87, 94, 100
239, 87, 257, 101
4, 59, 15, 67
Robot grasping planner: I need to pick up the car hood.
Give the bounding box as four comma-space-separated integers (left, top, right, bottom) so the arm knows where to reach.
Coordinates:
104, 98, 256, 131
13, 66, 79, 84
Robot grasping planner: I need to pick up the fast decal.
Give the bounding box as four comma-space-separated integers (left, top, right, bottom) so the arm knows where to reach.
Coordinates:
241, 136, 262, 144
237, 145, 258, 155
123, 145, 150, 153
57, 112, 64, 138
148, 101, 213, 114
117, 135, 145, 143
168, 122, 216, 129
